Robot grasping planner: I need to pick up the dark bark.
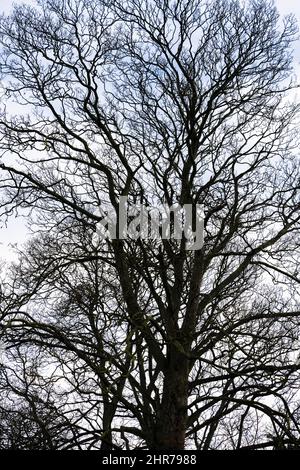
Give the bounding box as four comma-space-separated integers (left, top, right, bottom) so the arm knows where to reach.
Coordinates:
153, 349, 189, 450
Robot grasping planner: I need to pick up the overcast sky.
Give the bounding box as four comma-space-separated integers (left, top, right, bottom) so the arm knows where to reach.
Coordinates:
0, 0, 300, 262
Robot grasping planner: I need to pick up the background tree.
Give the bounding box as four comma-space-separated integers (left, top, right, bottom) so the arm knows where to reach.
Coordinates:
0, 0, 300, 449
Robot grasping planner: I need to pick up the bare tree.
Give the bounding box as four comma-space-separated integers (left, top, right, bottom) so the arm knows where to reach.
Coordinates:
0, 0, 300, 449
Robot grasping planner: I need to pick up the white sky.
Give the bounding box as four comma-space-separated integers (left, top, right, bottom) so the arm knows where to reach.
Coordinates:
0, 0, 299, 261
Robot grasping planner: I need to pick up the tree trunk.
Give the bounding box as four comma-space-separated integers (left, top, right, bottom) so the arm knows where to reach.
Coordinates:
100, 399, 113, 450
153, 348, 189, 450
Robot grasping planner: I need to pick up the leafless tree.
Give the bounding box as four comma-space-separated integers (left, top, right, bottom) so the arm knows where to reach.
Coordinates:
0, 0, 300, 450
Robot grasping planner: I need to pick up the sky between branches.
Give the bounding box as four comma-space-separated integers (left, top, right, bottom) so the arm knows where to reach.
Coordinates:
0, 0, 299, 262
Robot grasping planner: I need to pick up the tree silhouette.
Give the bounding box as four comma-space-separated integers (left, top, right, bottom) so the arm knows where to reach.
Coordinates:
0, 0, 300, 449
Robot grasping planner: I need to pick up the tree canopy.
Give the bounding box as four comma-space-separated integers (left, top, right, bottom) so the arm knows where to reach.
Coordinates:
0, 0, 300, 450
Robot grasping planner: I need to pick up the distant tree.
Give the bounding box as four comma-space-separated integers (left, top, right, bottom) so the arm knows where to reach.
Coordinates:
0, 348, 71, 450
0, 0, 300, 449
